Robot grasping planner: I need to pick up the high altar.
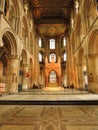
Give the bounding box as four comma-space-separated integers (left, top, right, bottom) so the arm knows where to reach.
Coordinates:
45, 57, 61, 87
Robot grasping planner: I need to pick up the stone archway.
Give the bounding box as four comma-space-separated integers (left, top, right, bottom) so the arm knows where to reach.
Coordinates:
19, 49, 29, 91
88, 29, 98, 93
0, 31, 18, 94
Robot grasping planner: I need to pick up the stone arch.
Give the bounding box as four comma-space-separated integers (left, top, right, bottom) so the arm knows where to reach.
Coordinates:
11, 0, 21, 33
83, 0, 96, 29
77, 48, 88, 90
21, 49, 28, 65
8, 5, 16, 28
88, 29, 98, 54
22, 16, 29, 34
12, 0, 21, 17
0, 30, 18, 93
87, 29, 98, 93
2, 30, 18, 57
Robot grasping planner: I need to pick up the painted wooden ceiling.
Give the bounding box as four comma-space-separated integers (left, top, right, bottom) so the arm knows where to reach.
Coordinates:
29, 0, 73, 36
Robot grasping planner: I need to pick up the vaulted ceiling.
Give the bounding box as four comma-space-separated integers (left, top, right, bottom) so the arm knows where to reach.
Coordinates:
29, 0, 73, 36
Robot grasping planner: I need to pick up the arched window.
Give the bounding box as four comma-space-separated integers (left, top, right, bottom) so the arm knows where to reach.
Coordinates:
39, 52, 43, 62
49, 71, 57, 83
49, 53, 56, 63
61, 37, 67, 47
63, 52, 67, 61
75, 1, 79, 13
49, 39, 55, 49
38, 37, 42, 47
63, 37, 66, 46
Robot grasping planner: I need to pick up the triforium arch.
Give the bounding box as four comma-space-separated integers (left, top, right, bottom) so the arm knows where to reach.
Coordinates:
0, 30, 18, 93
4, 0, 21, 31
88, 29, 98, 93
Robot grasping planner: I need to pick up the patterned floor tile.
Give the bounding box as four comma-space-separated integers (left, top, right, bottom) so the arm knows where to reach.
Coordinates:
0, 105, 98, 130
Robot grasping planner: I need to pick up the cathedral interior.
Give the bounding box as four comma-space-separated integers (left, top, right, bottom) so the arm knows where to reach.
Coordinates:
0, 0, 98, 130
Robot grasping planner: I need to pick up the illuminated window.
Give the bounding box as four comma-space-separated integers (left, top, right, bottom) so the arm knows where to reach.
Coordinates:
63, 37, 66, 46
49, 71, 57, 83
39, 52, 42, 62
49, 39, 55, 49
75, 1, 79, 13
39, 37, 42, 47
64, 52, 67, 61
49, 53, 56, 63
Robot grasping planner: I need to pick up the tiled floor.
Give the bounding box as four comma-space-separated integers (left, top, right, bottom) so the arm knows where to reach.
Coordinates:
0, 105, 98, 130
0, 89, 98, 129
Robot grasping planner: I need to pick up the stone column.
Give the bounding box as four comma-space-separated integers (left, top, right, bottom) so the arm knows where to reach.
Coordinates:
0, 37, 4, 47
22, 64, 30, 90
6, 56, 19, 94
29, 64, 33, 88
77, 63, 84, 90
45, 76, 48, 87
87, 54, 98, 93
58, 76, 61, 86
0, 0, 5, 13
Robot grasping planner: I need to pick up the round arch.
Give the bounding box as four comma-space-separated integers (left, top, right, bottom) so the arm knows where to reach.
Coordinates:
2, 30, 18, 56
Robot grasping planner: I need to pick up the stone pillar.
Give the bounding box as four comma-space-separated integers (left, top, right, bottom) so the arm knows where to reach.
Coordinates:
15, 17, 19, 33
6, 56, 19, 94
87, 54, 98, 93
22, 64, 30, 90
45, 76, 48, 87
58, 76, 61, 86
77, 63, 84, 90
0, 0, 5, 13
0, 37, 4, 47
